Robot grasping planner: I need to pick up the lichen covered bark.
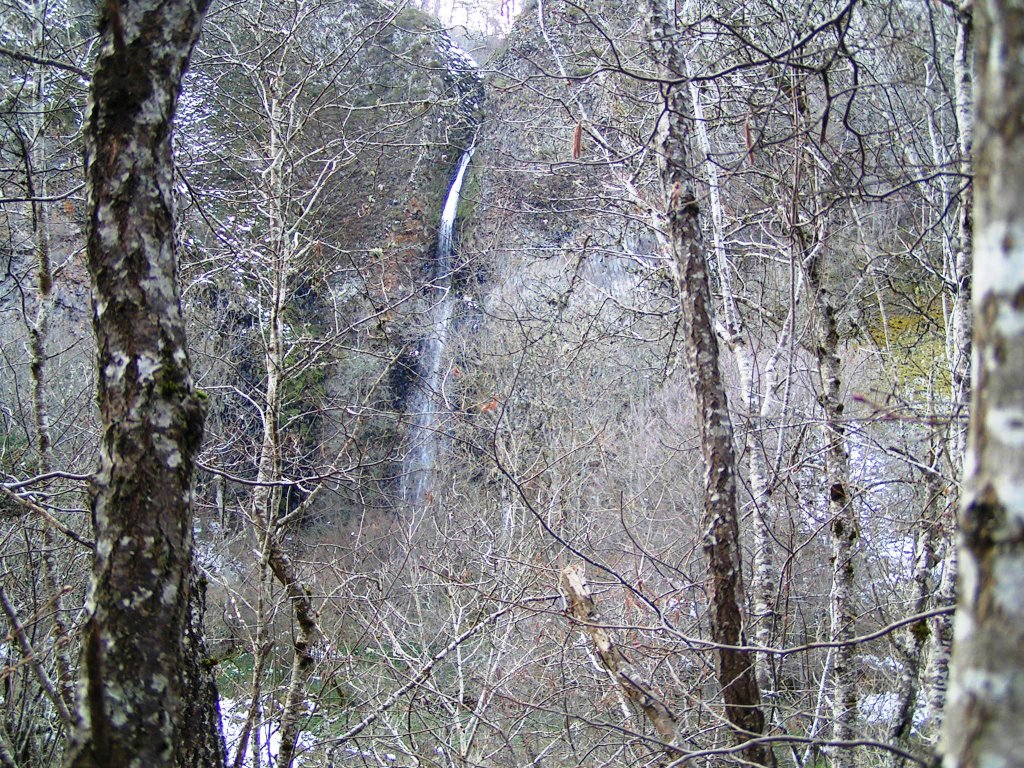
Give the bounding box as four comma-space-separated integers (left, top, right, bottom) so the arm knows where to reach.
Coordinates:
67, 0, 217, 765
175, 569, 228, 768
803, 234, 858, 768
645, 3, 770, 763
941, 2, 1024, 766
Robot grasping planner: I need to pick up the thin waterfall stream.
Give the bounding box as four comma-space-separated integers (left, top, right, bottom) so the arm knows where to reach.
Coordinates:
401, 144, 475, 507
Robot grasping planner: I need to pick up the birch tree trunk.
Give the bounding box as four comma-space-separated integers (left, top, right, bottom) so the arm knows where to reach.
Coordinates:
924, 10, 973, 734
66, 0, 222, 765
887, 447, 942, 766
21, 0, 78, 726
802, 226, 858, 768
646, 5, 770, 763
686, 66, 799, 702
249, 83, 320, 768
940, 2, 1024, 765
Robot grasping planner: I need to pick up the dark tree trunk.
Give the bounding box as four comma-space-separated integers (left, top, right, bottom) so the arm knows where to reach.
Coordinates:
645, 3, 771, 764
175, 570, 228, 768
65, 0, 220, 765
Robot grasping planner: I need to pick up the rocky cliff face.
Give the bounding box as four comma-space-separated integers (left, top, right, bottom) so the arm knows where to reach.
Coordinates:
176, 0, 486, 526
452, 2, 674, 471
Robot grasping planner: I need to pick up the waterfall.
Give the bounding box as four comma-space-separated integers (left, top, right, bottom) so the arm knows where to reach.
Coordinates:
401, 145, 475, 506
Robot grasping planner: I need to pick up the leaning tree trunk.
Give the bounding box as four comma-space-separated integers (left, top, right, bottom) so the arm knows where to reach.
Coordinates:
65, 0, 222, 766
646, 4, 771, 764
940, 2, 1024, 765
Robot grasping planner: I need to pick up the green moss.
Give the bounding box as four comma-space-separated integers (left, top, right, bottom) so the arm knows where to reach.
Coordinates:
158, 375, 184, 399
392, 6, 442, 33
910, 619, 931, 644
866, 312, 950, 391
456, 163, 482, 225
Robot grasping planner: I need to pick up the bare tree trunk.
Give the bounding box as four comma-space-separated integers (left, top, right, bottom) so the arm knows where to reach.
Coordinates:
948, 0, 974, 454
560, 566, 677, 750
269, 538, 318, 768
925, 10, 973, 734
248, 89, 320, 768
941, 2, 1024, 765
20, 1, 78, 726
176, 570, 229, 768
886, 440, 944, 766
803, 228, 858, 768
686, 64, 799, 702
645, 5, 770, 764
65, 0, 221, 765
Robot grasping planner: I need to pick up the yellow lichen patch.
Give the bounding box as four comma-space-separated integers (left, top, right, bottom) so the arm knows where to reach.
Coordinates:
866, 312, 951, 392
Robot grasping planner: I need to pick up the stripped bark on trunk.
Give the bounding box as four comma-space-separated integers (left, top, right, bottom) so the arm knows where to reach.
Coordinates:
560, 566, 677, 751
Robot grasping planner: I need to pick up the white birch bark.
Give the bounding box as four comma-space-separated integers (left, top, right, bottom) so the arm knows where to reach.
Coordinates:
888, 446, 943, 765
802, 218, 858, 768
686, 65, 801, 701
940, 2, 1024, 765
925, 11, 974, 733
